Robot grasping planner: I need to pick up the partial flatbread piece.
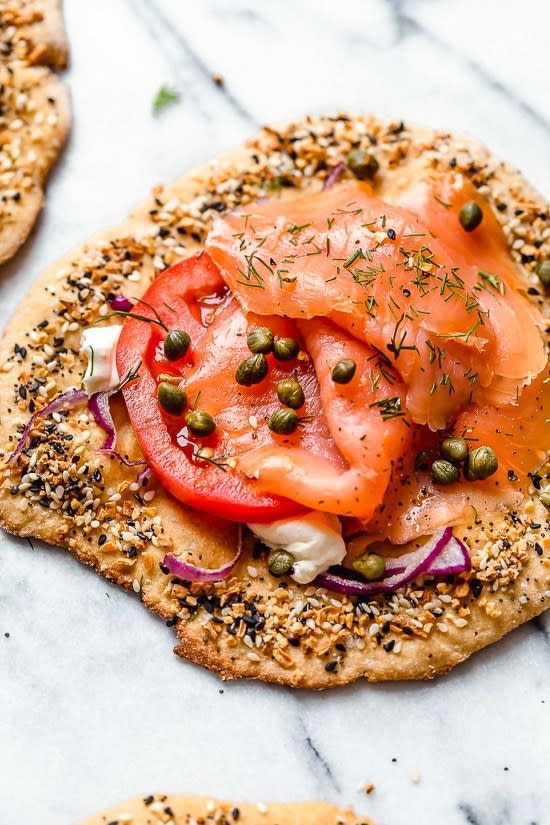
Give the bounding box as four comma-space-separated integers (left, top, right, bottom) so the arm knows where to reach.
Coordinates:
0, 61, 70, 263
0, 115, 549, 689
0, 0, 68, 67
0, 0, 70, 263
75, 795, 371, 825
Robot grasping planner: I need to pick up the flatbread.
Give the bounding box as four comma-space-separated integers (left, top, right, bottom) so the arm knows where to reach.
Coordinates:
0, 0, 68, 68
0, 0, 70, 264
75, 795, 371, 825
0, 114, 548, 689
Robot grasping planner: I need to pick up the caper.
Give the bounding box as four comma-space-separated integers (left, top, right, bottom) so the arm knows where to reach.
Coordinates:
331, 358, 357, 384
157, 381, 186, 415
268, 408, 299, 435
185, 410, 216, 436
235, 353, 268, 386
272, 337, 300, 361
247, 326, 274, 354
535, 260, 550, 289
163, 329, 191, 361
352, 552, 386, 581
540, 489, 550, 509
440, 436, 469, 463
276, 378, 305, 409
431, 459, 459, 485
458, 201, 483, 232
268, 549, 295, 577
347, 148, 379, 181
464, 445, 498, 481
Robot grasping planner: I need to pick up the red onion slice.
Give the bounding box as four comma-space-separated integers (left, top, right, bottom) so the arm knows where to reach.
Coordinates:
110, 295, 134, 312
163, 525, 243, 583
8, 388, 87, 465
425, 536, 471, 576
88, 390, 146, 467
322, 161, 346, 190
315, 527, 454, 596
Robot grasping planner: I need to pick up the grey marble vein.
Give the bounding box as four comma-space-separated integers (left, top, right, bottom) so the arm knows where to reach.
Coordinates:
390, 1, 550, 134
295, 712, 341, 795
127, 0, 257, 124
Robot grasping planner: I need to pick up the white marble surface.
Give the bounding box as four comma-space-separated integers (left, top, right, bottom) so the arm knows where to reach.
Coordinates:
1, 1, 550, 823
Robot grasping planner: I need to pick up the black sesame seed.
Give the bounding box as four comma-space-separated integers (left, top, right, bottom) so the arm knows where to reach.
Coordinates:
387, 228, 397, 240
507, 470, 519, 482
143, 796, 154, 806
18, 384, 27, 399
383, 640, 395, 652
324, 660, 338, 673
166, 616, 179, 627
232, 808, 241, 821
471, 578, 483, 598
535, 543, 543, 556
288, 637, 300, 647
159, 562, 170, 574
98, 534, 107, 546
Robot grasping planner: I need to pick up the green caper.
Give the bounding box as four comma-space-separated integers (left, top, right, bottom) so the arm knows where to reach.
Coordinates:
267, 549, 295, 577
157, 381, 186, 415
276, 378, 305, 409
352, 552, 386, 581
331, 358, 357, 384
235, 353, 268, 386
535, 260, 550, 288
268, 408, 299, 435
185, 410, 216, 436
272, 337, 300, 361
440, 436, 469, 463
247, 326, 274, 354
163, 329, 191, 361
431, 459, 459, 485
540, 489, 550, 509
464, 445, 498, 481
458, 201, 483, 232
347, 148, 379, 181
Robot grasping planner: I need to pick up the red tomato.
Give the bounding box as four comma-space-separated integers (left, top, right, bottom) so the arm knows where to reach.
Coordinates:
116, 253, 341, 522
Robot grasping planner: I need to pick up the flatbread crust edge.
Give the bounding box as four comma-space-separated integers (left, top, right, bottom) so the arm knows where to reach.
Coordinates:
74, 795, 371, 825
0, 114, 548, 690
0, 62, 70, 264
0, 0, 69, 68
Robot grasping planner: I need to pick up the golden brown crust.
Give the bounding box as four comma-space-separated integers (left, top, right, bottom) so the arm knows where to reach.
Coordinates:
74, 795, 371, 825
0, 114, 548, 689
0, 0, 70, 264
0, 0, 68, 68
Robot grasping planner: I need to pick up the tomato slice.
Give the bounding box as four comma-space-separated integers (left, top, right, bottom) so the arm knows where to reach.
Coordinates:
116, 253, 344, 522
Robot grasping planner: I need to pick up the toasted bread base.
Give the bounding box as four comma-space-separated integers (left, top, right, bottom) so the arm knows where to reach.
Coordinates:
74, 795, 371, 825
0, 114, 548, 688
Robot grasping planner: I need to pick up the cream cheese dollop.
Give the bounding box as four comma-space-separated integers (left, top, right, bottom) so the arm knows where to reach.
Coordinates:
81, 325, 121, 395
247, 511, 346, 584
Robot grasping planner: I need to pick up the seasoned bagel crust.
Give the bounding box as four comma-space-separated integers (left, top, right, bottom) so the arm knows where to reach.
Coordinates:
0, 0, 70, 264
75, 795, 371, 825
0, 114, 548, 689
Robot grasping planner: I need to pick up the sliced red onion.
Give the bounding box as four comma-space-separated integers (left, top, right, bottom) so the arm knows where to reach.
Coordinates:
88, 391, 146, 467
315, 527, 455, 596
322, 161, 346, 190
163, 525, 243, 583
136, 465, 152, 487
8, 388, 87, 465
425, 536, 471, 576
110, 295, 134, 312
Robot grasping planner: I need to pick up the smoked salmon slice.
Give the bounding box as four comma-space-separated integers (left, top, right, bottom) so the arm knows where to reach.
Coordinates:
239, 319, 411, 519
206, 181, 546, 430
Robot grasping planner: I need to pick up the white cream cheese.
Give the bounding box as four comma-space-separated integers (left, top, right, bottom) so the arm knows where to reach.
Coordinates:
248, 511, 346, 584
81, 325, 121, 395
